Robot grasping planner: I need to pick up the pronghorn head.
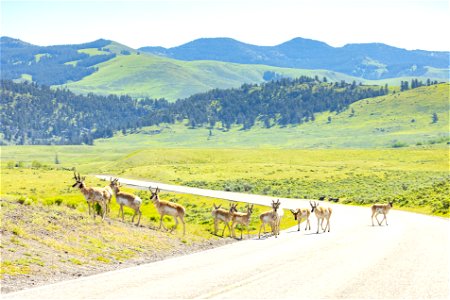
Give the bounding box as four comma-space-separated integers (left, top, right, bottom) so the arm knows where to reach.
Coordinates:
272, 199, 281, 212
213, 203, 222, 210
247, 204, 254, 215
388, 201, 394, 208
109, 178, 120, 190
290, 209, 300, 220
149, 187, 160, 201
230, 203, 238, 213
72, 172, 86, 188
310, 201, 318, 213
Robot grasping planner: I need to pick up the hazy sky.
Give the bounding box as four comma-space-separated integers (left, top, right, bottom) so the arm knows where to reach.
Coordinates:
1, 0, 449, 51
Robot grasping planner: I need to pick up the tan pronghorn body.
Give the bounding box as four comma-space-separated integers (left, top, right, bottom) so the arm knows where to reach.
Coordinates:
211, 203, 237, 237
72, 172, 108, 221
258, 199, 281, 239
231, 204, 253, 239
103, 184, 113, 214
371, 202, 393, 226
110, 178, 142, 226
289, 208, 311, 231
150, 187, 186, 235
310, 201, 332, 233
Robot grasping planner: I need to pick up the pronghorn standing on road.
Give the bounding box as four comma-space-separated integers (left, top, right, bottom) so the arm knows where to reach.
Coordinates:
310, 201, 332, 233
150, 187, 186, 235
109, 178, 142, 226
371, 202, 393, 226
72, 172, 109, 221
231, 204, 254, 239
258, 199, 281, 239
212, 203, 237, 237
289, 208, 311, 231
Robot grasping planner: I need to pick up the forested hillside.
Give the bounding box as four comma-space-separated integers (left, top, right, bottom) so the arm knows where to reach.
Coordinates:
0, 37, 116, 85
0, 80, 155, 144
172, 76, 388, 129
0, 77, 392, 145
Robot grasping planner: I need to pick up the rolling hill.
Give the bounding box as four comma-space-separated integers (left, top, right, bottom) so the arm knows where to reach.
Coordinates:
140, 37, 450, 80
1, 37, 447, 101
94, 83, 449, 149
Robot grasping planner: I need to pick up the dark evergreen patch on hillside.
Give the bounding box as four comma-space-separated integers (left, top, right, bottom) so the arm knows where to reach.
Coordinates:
171, 76, 387, 130
1, 77, 388, 145
0, 80, 157, 145
0, 37, 116, 85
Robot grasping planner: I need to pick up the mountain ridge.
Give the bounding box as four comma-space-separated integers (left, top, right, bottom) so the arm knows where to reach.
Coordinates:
139, 37, 449, 80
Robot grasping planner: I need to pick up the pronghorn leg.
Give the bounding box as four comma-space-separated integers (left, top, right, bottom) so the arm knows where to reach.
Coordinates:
326, 217, 330, 232
101, 202, 106, 221
222, 222, 230, 237
214, 219, 218, 235
258, 223, 264, 239
159, 214, 168, 230
231, 222, 236, 238
136, 210, 142, 226
316, 218, 320, 234
180, 216, 186, 235
371, 211, 376, 226
132, 211, 136, 223
173, 215, 179, 232
375, 214, 382, 226
306, 218, 311, 230
380, 213, 388, 226
297, 218, 301, 231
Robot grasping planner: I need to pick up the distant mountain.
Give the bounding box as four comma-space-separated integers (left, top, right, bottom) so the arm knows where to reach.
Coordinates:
1, 36, 447, 100
139, 37, 449, 80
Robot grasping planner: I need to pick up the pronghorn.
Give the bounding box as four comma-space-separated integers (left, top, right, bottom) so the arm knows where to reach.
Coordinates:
104, 179, 114, 214
231, 204, 254, 239
150, 187, 186, 235
310, 201, 332, 233
289, 208, 311, 231
258, 199, 281, 239
109, 178, 142, 226
211, 203, 237, 237
371, 202, 393, 226
72, 172, 109, 221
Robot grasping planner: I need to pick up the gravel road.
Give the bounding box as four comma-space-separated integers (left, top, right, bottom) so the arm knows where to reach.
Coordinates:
4, 177, 449, 299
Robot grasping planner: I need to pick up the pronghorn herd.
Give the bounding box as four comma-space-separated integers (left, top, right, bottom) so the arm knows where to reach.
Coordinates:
72, 174, 394, 238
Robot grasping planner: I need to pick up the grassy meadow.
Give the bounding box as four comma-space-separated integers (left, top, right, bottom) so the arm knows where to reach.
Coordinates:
1, 83, 449, 290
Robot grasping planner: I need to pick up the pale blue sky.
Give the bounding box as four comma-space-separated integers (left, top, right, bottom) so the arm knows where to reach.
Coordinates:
1, 0, 449, 51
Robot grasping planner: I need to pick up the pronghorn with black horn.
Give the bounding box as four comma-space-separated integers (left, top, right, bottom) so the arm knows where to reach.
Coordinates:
109, 178, 142, 226
72, 172, 109, 221
231, 204, 254, 239
289, 207, 311, 231
149, 187, 186, 235
371, 201, 393, 226
211, 203, 237, 237
310, 201, 332, 233
258, 199, 281, 239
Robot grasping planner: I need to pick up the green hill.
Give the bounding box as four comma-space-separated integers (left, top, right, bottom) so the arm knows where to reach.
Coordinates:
94, 83, 449, 148
61, 51, 367, 101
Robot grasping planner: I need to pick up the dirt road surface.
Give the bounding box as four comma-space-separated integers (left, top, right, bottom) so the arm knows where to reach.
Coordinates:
4, 177, 449, 299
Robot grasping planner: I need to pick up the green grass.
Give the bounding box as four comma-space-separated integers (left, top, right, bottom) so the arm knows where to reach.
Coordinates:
56, 40, 448, 101
61, 52, 360, 100
77, 48, 110, 56
61, 83, 448, 149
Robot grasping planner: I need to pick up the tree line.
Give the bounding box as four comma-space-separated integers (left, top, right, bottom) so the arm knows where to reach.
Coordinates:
0, 76, 404, 145
0, 38, 116, 85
